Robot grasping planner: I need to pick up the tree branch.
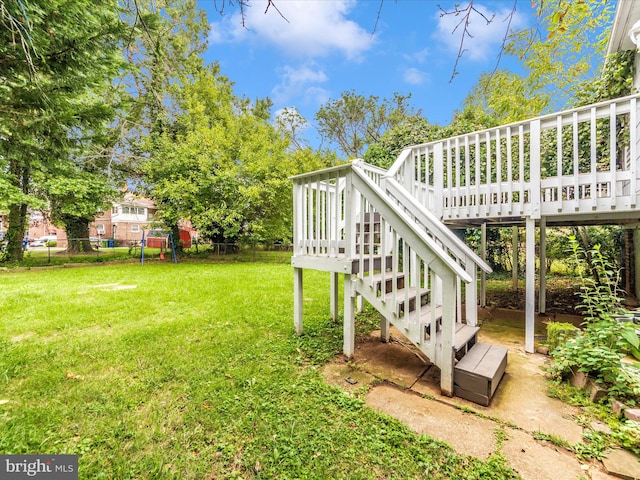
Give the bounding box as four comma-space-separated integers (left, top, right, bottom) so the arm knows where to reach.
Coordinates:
439, 1, 495, 82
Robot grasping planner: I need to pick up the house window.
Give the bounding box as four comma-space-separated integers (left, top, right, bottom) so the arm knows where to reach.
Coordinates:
112, 206, 118, 214
121, 206, 145, 216
131, 224, 140, 233
96, 224, 105, 235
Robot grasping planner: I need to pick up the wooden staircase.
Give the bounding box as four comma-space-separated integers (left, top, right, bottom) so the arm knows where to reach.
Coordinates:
292, 94, 640, 403
291, 159, 507, 405
352, 215, 507, 406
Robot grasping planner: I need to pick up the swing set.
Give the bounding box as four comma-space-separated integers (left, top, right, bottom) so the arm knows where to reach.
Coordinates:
140, 230, 178, 265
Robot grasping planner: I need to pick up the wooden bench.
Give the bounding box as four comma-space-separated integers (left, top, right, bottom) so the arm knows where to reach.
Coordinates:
454, 342, 508, 406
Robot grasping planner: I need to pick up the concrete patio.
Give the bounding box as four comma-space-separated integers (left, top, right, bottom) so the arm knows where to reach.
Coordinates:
321, 307, 640, 480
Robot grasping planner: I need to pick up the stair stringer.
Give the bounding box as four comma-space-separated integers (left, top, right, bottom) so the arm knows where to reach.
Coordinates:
355, 277, 448, 372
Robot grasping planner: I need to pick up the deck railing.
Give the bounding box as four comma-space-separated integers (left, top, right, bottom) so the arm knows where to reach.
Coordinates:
292, 160, 491, 362
387, 94, 640, 221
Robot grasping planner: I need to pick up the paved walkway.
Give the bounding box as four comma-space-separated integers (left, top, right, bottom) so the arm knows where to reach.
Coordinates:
321, 310, 640, 480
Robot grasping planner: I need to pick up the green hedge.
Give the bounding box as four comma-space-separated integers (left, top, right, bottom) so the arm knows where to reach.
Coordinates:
547, 322, 579, 352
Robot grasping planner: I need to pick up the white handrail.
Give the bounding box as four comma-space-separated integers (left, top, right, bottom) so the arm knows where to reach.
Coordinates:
384, 177, 492, 274
388, 94, 640, 222
350, 166, 473, 283
389, 93, 640, 155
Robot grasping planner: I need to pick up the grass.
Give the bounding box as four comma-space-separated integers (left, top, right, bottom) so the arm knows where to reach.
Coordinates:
1, 246, 294, 269
0, 262, 518, 479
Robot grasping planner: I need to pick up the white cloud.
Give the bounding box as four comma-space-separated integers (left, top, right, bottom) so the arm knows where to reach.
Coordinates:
302, 86, 331, 107
209, 0, 373, 60
403, 67, 428, 86
435, 3, 526, 61
403, 48, 430, 64
271, 64, 329, 106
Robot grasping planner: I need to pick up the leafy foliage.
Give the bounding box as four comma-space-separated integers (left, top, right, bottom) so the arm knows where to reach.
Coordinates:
546, 322, 579, 353
316, 91, 418, 159
505, 0, 615, 112
0, 0, 127, 261
364, 116, 439, 169
458, 0, 617, 128
142, 65, 336, 246
547, 238, 640, 402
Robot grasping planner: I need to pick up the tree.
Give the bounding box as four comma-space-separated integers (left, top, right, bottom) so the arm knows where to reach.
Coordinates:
142, 64, 334, 249
0, 0, 126, 261
315, 91, 418, 159
459, 0, 615, 125
364, 116, 440, 170
276, 107, 310, 151
457, 70, 547, 125
364, 97, 502, 170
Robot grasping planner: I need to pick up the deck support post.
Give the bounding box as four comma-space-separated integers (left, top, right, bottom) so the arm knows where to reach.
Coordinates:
480, 223, 487, 308
634, 227, 640, 300
525, 217, 535, 353
343, 273, 355, 358
356, 294, 363, 313
439, 272, 456, 397
294, 267, 304, 334
539, 217, 547, 315
330, 271, 339, 321
512, 226, 518, 290
380, 314, 390, 343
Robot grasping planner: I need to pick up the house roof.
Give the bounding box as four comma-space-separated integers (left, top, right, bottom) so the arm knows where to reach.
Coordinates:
120, 193, 155, 208
607, 0, 640, 54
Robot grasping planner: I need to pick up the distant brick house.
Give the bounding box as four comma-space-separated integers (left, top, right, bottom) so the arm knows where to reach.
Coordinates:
26, 211, 68, 247
89, 194, 158, 246
3, 195, 194, 248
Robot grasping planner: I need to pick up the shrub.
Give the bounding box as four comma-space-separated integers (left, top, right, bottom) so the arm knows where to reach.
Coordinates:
547, 237, 640, 404
546, 322, 579, 352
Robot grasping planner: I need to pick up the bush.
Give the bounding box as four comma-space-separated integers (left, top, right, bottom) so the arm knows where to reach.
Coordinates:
547, 237, 640, 404
547, 322, 579, 352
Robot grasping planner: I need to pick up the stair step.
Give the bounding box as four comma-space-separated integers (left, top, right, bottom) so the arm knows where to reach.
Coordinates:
362, 272, 406, 295
355, 212, 381, 232
385, 286, 430, 315
454, 342, 508, 406
435, 323, 479, 360
354, 243, 380, 255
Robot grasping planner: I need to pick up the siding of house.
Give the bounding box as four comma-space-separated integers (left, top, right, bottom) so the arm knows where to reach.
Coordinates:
89, 195, 157, 246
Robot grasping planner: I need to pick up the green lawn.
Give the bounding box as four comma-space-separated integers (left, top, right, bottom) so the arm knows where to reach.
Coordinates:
0, 263, 516, 479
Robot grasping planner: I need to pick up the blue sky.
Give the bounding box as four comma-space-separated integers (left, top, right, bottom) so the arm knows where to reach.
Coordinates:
200, 1, 536, 147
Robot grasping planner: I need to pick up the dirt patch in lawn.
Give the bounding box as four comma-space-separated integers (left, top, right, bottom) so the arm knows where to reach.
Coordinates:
484, 277, 582, 315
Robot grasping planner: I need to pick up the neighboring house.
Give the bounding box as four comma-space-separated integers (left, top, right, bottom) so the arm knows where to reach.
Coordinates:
2, 194, 194, 248
26, 210, 68, 247
0, 210, 67, 246
90, 194, 157, 246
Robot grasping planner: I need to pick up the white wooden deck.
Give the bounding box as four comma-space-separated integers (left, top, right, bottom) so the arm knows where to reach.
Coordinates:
388, 94, 640, 226
291, 93, 640, 399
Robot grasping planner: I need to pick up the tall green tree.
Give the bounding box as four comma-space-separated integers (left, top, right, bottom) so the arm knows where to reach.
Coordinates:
461, 0, 615, 125
0, 0, 126, 261
316, 91, 417, 159
364, 116, 439, 170
143, 63, 338, 248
